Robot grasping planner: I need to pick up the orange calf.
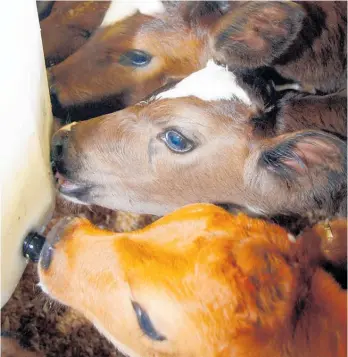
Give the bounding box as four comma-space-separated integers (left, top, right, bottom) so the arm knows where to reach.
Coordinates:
38, 204, 347, 357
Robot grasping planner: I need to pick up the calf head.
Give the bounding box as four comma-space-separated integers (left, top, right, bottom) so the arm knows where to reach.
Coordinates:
48, 0, 346, 119
41, 1, 110, 67
51, 61, 347, 218
48, 1, 227, 111
38, 204, 346, 357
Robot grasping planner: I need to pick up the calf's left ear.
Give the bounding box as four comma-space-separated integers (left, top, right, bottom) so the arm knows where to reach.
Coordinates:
212, 1, 305, 68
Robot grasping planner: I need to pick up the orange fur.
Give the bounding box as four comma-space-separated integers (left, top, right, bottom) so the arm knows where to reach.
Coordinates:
39, 204, 347, 357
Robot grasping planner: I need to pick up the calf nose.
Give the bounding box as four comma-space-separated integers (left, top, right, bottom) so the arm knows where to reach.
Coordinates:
47, 69, 65, 117
51, 129, 67, 159
47, 68, 57, 94
51, 128, 70, 175
51, 123, 77, 174
46, 58, 58, 68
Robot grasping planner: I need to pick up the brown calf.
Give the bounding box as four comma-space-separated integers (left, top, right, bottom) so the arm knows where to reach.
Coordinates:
48, 1, 224, 111
48, 1, 345, 117
50, 62, 347, 226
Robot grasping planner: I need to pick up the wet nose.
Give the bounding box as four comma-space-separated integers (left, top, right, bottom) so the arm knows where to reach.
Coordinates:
46, 58, 58, 68
47, 68, 57, 95
50, 124, 75, 175
47, 69, 65, 118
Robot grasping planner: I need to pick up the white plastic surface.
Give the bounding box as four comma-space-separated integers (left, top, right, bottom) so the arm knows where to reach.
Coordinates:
0, 0, 55, 307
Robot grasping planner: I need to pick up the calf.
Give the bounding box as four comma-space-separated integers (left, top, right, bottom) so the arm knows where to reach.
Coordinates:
41, 1, 110, 67
50, 61, 347, 226
214, 1, 347, 94
38, 204, 347, 357
48, 1, 225, 114
48, 1, 345, 118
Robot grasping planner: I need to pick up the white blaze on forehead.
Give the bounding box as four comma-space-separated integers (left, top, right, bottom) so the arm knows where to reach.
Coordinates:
101, 0, 165, 27
156, 60, 252, 105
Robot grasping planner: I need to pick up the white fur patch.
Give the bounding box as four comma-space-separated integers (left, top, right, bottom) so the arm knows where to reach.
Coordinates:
156, 60, 252, 105
101, 0, 165, 27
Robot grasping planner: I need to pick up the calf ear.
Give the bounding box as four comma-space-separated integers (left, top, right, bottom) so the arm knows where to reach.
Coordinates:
259, 131, 346, 180
213, 1, 305, 68
177, 1, 228, 26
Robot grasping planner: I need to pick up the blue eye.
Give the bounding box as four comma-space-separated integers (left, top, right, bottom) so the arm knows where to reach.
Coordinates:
161, 130, 194, 153
119, 50, 152, 67
131, 301, 166, 341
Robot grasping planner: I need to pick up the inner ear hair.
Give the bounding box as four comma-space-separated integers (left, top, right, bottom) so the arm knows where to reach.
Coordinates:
259, 130, 347, 180
213, 1, 306, 68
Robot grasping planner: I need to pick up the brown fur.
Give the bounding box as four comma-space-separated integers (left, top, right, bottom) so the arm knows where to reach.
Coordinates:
48, 2, 221, 108
213, 1, 347, 93
40, 1, 110, 67
48, 1, 345, 114
50, 86, 347, 224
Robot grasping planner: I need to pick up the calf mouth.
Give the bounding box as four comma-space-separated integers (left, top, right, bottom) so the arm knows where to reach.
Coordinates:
55, 172, 91, 204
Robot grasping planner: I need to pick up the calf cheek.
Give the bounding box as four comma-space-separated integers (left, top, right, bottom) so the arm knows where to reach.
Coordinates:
153, 148, 244, 205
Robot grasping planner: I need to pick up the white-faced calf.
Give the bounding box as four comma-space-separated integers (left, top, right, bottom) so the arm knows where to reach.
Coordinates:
50, 61, 347, 227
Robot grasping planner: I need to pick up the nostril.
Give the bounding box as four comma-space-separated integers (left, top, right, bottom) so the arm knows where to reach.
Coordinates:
51, 139, 64, 162
51, 130, 70, 175
46, 58, 57, 68
50, 87, 59, 102
56, 142, 64, 158
51, 157, 57, 176
51, 130, 68, 155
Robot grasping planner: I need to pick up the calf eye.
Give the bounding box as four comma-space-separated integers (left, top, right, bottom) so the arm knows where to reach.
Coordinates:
131, 301, 166, 341
119, 50, 152, 67
160, 130, 194, 153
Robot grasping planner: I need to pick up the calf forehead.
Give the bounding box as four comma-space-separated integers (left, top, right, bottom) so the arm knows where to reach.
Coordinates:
101, 0, 165, 27
140, 97, 249, 137
155, 60, 252, 105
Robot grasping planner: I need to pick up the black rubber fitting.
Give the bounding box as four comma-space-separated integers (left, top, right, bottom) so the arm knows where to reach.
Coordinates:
22, 232, 46, 263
